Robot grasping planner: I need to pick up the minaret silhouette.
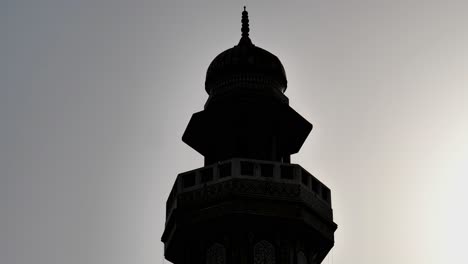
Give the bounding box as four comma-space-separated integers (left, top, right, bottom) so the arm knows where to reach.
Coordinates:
162, 8, 337, 264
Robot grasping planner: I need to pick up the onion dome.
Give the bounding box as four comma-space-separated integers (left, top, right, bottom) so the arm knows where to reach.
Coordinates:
205, 7, 287, 95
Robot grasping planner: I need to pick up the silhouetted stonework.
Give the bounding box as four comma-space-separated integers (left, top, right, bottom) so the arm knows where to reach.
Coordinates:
162, 7, 337, 264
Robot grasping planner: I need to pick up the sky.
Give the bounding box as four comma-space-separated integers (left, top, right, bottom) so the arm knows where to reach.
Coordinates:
2, 1, 468, 264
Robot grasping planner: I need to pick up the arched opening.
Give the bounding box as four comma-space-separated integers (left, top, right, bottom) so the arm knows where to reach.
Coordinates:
206, 243, 226, 264
253, 240, 275, 264
297, 251, 308, 264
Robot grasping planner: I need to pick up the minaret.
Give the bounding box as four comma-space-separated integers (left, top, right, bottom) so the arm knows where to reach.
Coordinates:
162, 8, 337, 264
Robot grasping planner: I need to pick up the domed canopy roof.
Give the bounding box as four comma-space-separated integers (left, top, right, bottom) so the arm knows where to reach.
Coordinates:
205, 7, 287, 94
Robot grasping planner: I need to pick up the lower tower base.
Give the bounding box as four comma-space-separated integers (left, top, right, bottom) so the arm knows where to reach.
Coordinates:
162, 158, 337, 264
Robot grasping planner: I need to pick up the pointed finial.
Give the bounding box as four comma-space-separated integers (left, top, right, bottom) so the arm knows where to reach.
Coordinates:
241, 6, 250, 39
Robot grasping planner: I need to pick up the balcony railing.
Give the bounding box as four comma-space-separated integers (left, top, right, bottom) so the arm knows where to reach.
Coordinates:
166, 158, 331, 217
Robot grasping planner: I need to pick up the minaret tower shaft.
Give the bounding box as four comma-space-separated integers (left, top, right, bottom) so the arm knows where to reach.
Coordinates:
162, 8, 337, 264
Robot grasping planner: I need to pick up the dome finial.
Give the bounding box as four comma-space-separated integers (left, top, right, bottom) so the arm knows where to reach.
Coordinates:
240, 6, 251, 43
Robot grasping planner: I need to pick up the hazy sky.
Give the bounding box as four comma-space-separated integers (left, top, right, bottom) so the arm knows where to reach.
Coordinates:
3, 1, 468, 264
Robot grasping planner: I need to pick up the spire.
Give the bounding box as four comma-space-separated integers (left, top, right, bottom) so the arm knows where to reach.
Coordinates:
241, 6, 249, 38
240, 6, 252, 45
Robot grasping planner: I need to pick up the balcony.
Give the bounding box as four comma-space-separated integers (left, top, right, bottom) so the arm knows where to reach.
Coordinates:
166, 158, 332, 221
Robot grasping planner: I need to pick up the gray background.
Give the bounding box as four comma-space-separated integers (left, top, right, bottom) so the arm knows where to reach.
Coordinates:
3, 1, 468, 263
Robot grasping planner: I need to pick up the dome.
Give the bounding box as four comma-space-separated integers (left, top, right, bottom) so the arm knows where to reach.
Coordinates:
204, 8, 287, 94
